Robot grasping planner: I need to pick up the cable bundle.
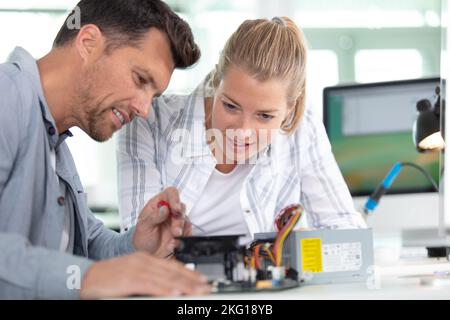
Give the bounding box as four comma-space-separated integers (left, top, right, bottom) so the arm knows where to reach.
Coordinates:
248, 204, 303, 269
272, 204, 303, 266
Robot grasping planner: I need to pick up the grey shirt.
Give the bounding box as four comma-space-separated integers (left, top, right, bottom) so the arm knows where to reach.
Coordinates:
0, 47, 136, 299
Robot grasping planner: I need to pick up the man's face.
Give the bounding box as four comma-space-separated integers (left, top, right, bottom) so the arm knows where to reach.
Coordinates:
76, 28, 175, 142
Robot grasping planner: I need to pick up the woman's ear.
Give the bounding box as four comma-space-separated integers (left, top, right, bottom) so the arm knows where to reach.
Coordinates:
280, 100, 297, 131
283, 102, 296, 122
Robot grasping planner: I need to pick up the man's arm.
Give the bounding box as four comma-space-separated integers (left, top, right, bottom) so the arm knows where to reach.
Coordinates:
0, 233, 94, 299
0, 72, 21, 197
85, 211, 136, 260
0, 72, 94, 299
0, 231, 210, 299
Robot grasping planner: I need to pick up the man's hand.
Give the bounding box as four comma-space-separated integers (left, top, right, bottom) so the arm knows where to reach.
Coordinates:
80, 252, 210, 299
132, 187, 191, 257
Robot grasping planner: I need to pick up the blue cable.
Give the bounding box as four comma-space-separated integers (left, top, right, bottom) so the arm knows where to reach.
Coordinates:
363, 162, 438, 214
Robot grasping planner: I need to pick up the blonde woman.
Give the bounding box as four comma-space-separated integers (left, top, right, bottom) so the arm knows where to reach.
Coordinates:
117, 17, 366, 244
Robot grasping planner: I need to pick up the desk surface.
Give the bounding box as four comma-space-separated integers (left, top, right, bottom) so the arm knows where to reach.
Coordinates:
131, 258, 450, 300
96, 216, 450, 300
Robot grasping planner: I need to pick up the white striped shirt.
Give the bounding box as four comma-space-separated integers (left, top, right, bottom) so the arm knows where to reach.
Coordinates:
117, 80, 367, 236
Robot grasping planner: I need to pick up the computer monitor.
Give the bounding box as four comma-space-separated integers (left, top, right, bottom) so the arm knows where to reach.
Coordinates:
323, 78, 441, 197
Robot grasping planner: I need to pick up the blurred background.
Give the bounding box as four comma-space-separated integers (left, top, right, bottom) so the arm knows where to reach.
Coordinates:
0, 0, 442, 232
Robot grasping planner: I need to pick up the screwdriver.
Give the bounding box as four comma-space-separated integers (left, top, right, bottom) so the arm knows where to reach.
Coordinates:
157, 200, 206, 234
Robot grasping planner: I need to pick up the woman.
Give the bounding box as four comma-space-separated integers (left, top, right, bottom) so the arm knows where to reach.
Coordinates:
117, 17, 366, 244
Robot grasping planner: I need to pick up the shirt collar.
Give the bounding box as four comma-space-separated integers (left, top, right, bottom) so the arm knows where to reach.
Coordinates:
7, 47, 73, 149
181, 80, 214, 158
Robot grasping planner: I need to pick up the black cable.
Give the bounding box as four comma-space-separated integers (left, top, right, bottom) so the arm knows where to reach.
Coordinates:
400, 162, 439, 192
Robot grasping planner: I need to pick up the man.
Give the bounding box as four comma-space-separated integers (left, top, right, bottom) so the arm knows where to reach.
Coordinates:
0, 0, 209, 299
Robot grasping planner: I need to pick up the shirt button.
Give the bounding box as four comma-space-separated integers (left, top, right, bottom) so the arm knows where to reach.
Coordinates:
48, 127, 56, 136
57, 196, 65, 206
244, 209, 251, 214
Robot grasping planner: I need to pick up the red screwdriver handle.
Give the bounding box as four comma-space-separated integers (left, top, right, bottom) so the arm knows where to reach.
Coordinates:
157, 200, 181, 218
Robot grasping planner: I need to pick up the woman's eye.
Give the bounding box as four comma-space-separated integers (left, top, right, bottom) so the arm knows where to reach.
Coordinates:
259, 113, 275, 120
223, 101, 237, 111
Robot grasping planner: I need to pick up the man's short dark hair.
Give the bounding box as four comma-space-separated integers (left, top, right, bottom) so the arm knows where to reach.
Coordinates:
54, 0, 200, 69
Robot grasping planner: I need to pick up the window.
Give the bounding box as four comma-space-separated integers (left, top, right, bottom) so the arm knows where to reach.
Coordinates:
355, 49, 423, 83
0, 12, 64, 62
307, 50, 339, 117
166, 9, 257, 94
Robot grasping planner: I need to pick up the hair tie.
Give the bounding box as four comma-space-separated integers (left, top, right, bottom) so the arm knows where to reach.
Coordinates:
272, 17, 287, 27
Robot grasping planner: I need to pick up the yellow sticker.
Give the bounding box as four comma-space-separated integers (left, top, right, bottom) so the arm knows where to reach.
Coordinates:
301, 238, 323, 273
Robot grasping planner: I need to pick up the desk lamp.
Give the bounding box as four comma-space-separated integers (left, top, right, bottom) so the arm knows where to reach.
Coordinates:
413, 86, 445, 152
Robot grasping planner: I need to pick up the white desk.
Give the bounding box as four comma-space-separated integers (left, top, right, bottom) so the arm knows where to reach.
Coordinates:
103, 220, 450, 300
132, 257, 450, 300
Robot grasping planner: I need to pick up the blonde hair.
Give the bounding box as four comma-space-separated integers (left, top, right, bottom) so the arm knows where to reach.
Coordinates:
211, 17, 308, 134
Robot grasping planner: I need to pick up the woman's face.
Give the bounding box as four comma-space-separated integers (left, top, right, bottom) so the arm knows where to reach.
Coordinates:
208, 65, 291, 164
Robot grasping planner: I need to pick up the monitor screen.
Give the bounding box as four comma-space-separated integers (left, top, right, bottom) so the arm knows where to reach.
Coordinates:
323, 78, 441, 197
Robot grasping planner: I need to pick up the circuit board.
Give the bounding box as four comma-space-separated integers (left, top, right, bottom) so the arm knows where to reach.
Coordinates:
212, 278, 300, 293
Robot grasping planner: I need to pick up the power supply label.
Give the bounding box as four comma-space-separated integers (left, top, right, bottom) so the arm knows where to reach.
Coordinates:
322, 242, 362, 272
300, 238, 323, 273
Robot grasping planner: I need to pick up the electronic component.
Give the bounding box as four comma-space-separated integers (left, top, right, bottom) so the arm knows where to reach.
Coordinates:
174, 235, 300, 293
175, 204, 373, 291
255, 228, 374, 285
174, 204, 305, 293
174, 235, 245, 282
